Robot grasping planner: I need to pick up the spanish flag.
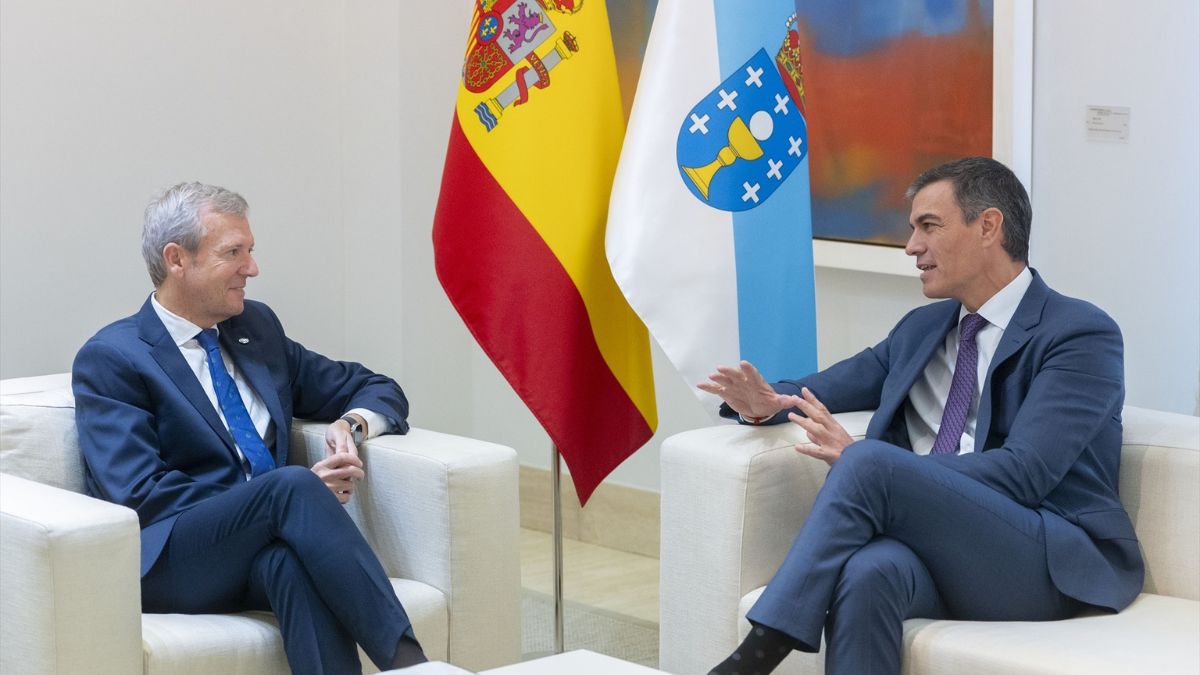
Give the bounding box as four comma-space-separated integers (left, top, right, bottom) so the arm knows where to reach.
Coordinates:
432, 0, 656, 504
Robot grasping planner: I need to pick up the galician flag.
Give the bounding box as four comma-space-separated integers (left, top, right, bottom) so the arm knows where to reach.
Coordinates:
433, 0, 657, 503
606, 0, 818, 413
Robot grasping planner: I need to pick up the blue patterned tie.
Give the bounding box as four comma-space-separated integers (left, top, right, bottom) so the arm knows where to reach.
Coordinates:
195, 329, 275, 477
931, 313, 989, 455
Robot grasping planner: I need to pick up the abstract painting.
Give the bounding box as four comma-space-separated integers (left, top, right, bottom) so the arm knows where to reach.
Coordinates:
795, 0, 994, 247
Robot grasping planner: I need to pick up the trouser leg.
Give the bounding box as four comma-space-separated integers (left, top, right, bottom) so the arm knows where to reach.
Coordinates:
141, 466, 414, 671
246, 542, 360, 675
746, 441, 1080, 657
824, 537, 945, 675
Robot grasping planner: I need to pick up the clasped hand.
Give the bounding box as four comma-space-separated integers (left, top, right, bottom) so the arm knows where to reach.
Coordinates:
699, 360, 854, 465
313, 420, 365, 503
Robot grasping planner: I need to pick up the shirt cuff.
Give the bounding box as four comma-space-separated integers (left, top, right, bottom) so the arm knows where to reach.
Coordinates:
347, 408, 393, 440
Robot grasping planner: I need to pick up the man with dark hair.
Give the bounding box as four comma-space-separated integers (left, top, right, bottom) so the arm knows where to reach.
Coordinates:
73, 183, 427, 674
700, 157, 1141, 674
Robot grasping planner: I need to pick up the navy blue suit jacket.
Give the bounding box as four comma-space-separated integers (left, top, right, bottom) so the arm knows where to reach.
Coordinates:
724, 271, 1143, 612
72, 297, 409, 576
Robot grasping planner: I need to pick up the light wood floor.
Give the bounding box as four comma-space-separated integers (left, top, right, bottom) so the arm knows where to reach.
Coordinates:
519, 528, 659, 624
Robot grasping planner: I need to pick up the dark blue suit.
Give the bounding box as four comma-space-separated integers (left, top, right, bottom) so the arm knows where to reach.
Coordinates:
73, 297, 415, 673
725, 271, 1142, 673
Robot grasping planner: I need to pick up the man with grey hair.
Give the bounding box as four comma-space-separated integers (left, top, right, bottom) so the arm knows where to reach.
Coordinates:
700, 157, 1141, 674
72, 182, 427, 673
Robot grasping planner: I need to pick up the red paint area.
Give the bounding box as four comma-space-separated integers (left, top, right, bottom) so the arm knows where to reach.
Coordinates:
798, 6, 993, 215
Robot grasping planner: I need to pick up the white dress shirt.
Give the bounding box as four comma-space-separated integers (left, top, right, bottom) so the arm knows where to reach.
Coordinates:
905, 267, 1033, 455
151, 294, 390, 478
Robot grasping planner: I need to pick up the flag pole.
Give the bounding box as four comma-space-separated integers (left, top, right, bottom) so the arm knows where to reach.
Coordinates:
551, 443, 565, 653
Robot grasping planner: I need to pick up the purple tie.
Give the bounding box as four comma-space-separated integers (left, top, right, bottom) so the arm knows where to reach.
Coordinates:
931, 313, 989, 455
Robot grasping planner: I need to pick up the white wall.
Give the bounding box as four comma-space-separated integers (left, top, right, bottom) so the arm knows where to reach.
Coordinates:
394, 0, 481, 437
0, 0, 353, 372
2, 1, 1196, 497
1030, 0, 1200, 416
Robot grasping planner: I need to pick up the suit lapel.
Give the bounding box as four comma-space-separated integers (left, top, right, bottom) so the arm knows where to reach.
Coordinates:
872, 302, 961, 435
137, 299, 238, 453
975, 270, 1048, 447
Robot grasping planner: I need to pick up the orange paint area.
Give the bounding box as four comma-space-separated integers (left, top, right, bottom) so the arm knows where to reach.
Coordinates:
798, 8, 992, 222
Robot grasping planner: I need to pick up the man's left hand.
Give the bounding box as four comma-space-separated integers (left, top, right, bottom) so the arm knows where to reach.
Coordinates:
326, 417, 362, 457
324, 416, 364, 490
785, 388, 854, 466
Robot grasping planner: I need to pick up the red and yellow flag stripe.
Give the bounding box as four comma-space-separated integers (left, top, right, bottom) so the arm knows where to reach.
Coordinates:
433, 0, 656, 502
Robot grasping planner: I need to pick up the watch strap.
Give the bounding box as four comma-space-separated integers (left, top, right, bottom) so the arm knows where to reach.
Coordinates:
339, 414, 364, 443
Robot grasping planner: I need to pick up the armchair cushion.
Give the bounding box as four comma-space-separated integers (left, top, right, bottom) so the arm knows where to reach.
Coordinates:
139, 579, 447, 675
0, 373, 84, 492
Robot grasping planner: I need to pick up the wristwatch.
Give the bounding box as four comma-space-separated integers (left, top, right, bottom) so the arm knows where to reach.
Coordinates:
340, 415, 364, 445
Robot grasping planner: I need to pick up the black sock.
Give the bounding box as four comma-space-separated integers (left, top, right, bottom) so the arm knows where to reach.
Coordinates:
708, 622, 797, 675
389, 635, 428, 669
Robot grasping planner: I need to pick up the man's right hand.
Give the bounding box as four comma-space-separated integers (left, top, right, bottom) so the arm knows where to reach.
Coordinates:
311, 453, 365, 504
698, 360, 792, 421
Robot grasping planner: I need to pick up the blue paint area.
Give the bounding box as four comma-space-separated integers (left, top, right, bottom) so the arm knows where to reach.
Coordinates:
713, 0, 818, 381
810, 182, 911, 244
792, 0, 992, 56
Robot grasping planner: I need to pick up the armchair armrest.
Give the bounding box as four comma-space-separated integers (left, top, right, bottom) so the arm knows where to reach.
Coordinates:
658, 411, 872, 675
289, 423, 521, 671
0, 473, 142, 675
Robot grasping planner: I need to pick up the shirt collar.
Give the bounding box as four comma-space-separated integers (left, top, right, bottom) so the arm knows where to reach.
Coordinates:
962, 266, 1033, 331
150, 293, 215, 348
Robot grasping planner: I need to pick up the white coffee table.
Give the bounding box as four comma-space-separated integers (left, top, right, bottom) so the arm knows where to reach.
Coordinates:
482, 649, 665, 674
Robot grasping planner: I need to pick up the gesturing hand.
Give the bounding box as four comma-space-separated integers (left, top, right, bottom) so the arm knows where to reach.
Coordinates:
698, 360, 792, 421
311, 452, 365, 504
785, 387, 854, 465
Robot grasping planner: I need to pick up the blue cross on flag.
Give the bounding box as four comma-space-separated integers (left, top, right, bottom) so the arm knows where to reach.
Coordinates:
676, 48, 807, 212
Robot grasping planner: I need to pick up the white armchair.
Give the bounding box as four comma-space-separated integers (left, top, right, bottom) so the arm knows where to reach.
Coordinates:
659, 408, 1200, 675
0, 374, 521, 674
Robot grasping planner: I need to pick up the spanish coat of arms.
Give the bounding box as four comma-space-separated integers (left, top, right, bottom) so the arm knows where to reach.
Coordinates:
462, 0, 584, 131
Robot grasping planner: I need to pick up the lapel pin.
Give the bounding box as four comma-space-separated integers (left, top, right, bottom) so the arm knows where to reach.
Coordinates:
238, 338, 250, 344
